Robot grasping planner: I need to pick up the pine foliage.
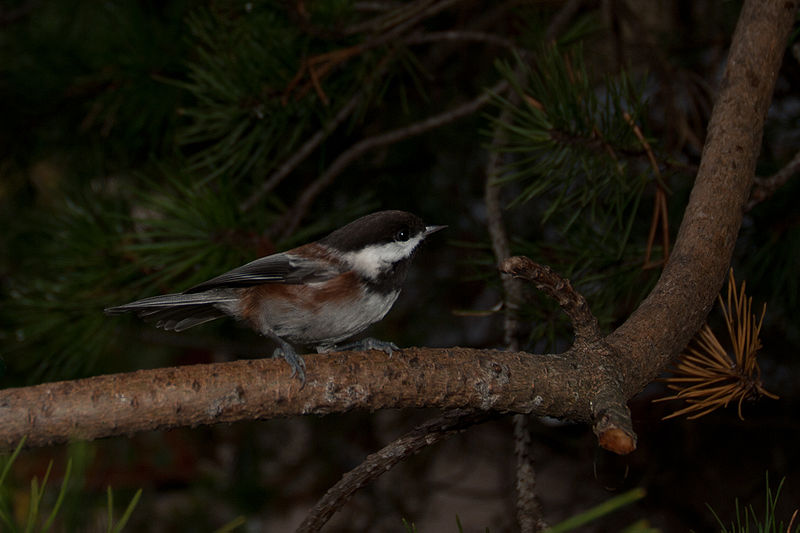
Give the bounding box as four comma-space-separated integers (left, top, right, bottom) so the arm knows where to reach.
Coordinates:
486, 45, 663, 348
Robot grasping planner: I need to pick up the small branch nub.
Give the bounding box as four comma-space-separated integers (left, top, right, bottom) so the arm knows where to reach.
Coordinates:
499, 256, 602, 347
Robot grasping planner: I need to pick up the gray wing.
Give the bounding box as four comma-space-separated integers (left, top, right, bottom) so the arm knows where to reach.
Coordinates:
104, 291, 239, 331
184, 251, 342, 293
104, 251, 343, 331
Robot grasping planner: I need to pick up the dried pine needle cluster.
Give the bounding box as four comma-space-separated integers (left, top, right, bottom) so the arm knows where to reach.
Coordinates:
656, 269, 778, 420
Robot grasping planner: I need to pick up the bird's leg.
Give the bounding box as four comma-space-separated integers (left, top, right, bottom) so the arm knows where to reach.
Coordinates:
264, 330, 306, 385
325, 338, 400, 357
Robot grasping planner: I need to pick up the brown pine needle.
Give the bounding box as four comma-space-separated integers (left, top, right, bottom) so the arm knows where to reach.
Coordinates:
654, 269, 778, 420
625, 111, 671, 271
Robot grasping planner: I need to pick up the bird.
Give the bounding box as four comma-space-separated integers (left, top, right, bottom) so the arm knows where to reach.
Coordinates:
105, 210, 446, 384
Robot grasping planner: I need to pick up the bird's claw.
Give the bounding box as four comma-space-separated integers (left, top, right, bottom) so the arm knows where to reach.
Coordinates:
333, 337, 400, 358
272, 346, 306, 386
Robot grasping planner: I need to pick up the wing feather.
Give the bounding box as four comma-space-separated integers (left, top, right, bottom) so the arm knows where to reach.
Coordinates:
184, 251, 342, 293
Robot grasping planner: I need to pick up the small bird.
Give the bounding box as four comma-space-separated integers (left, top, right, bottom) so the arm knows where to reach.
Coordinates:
105, 210, 445, 383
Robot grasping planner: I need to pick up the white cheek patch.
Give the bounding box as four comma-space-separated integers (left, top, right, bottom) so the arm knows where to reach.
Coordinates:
343, 235, 423, 279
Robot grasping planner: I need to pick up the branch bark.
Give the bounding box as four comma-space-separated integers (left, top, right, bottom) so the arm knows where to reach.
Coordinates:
605, 0, 796, 398
0, 346, 618, 452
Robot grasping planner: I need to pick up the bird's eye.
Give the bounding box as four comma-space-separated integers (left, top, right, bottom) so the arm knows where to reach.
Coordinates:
394, 228, 409, 242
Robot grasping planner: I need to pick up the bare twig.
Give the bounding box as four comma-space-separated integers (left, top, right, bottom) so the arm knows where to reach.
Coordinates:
241, 58, 393, 213
486, 91, 545, 532
403, 30, 515, 49
282, 45, 365, 104
512, 414, 546, 532
345, 0, 460, 38
642, 187, 670, 270
240, 92, 361, 212
500, 257, 602, 348
745, 149, 800, 211
544, 0, 584, 42
485, 111, 524, 351
296, 409, 495, 532
353, 2, 403, 13
272, 78, 508, 240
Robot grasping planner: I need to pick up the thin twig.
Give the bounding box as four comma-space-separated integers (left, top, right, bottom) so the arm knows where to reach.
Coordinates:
296, 409, 496, 532
273, 78, 508, 240
746, 149, 800, 211
282, 45, 366, 104
403, 30, 515, 49
544, 0, 584, 42
345, 0, 459, 38
353, 2, 403, 13
512, 414, 546, 532
241, 59, 393, 213
485, 75, 544, 532
642, 187, 670, 269
486, 114, 523, 350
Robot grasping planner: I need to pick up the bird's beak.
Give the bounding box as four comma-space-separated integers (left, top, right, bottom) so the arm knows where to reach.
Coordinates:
424, 225, 447, 237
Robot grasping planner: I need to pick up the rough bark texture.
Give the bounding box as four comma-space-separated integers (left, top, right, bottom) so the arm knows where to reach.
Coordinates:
0, 0, 796, 457
606, 0, 796, 398
0, 347, 613, 451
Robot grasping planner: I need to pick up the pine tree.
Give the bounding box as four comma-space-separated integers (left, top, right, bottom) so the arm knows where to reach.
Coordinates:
1, 1, 798, 530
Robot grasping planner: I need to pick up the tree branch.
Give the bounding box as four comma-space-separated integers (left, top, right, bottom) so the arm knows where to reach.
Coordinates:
499, 257, 635, 455
745, 149, 800, 211
240, 56, 395, 213
485, 75, 546, 532
403, 30, 515, 49
239, 89, 364, 213
271, 79, 506, 240
500, 257, 602, 348
605, 0, 796, 398
0, 346, 618, 453
297, 409, 496, 532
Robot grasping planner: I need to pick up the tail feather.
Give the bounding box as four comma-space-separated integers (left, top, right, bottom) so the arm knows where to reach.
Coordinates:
105, 291, 239, 332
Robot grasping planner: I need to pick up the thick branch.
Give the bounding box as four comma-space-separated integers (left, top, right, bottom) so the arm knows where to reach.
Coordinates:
0, 347, 616, 453
606, 0, 797, 397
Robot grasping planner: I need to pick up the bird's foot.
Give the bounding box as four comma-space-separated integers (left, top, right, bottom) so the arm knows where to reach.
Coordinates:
272, 344, 306, 386
330, 337, 400, 357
